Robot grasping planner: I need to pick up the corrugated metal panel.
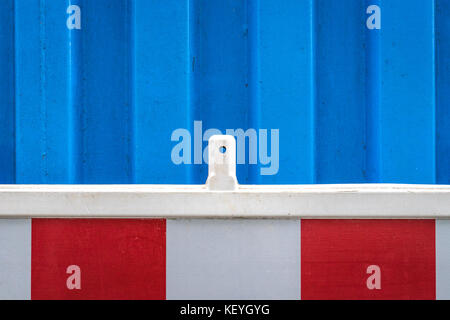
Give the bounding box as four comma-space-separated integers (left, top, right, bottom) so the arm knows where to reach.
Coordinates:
0, 0, 448, 185
436, 0, 450, 184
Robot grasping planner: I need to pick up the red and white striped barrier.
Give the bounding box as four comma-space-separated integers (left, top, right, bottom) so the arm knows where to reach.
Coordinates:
0, 218, 449, 300
0, 137, 448, 300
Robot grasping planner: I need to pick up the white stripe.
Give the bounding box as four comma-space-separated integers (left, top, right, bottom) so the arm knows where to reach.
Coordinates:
0, 219, 31, 300
166, 219, 300, 300
436, 220, 450, 300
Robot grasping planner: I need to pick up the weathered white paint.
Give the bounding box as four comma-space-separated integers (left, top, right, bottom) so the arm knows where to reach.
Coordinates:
0, 219, 31, 300
0, 184, 448, 219
166, 219, 301, 299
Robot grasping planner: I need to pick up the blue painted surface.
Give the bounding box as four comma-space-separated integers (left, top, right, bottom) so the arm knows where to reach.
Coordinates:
250, 0, 315, 184
436, 0, 450, 184
365, 0, 381, 183
133, 0, 191, 184
379, 0, 436, 183
190, 0, 250, 184
15, 0, 72, 184
0, 1, 15, 184
315, 0, 367, 183
81, 0, 132, 183
0, 0, 448, 185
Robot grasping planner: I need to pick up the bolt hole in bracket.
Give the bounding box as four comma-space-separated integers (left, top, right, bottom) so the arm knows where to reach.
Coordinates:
0, 135, 449, 219
206, 136, 238, 191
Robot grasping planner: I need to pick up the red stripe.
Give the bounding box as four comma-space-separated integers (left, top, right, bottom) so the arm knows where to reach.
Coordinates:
29, 219, 437, 299
301, 220, 435, 300
31, 219, 166, 300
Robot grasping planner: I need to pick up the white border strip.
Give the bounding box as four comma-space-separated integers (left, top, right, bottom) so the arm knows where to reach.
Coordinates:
0, 184, 449, 219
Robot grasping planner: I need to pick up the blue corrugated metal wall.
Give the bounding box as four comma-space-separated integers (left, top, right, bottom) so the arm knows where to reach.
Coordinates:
0, 0, 448, 185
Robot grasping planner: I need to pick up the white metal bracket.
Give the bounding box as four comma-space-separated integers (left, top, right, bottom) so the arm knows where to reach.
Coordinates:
206, 135, 238, 191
